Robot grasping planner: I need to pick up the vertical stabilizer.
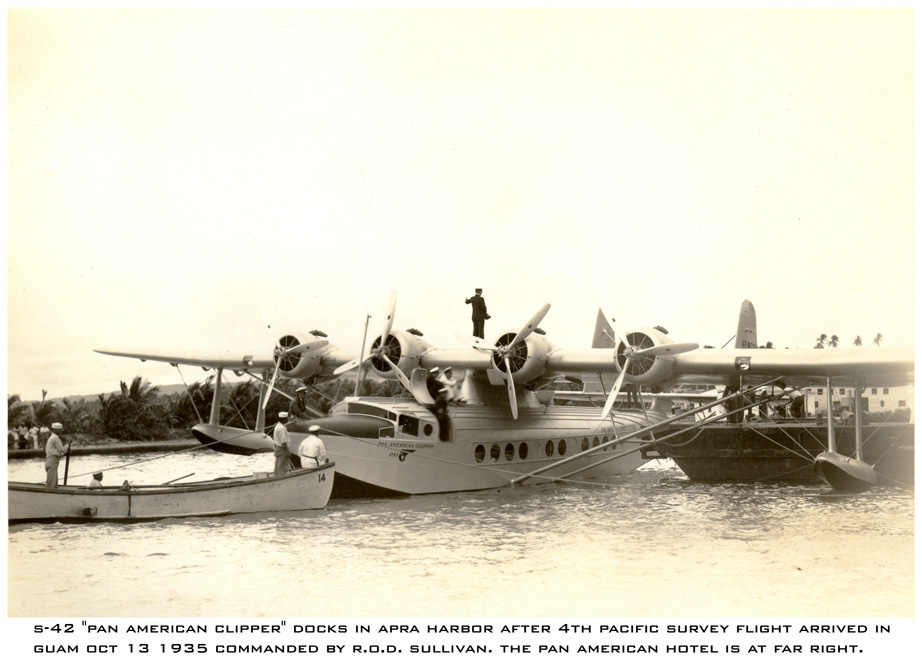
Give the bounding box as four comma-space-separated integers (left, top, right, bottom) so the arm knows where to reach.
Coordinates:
592, 309, 616, 348
736, 300, 757, 349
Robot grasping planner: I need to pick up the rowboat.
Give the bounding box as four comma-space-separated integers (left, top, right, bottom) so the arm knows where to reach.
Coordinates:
8, 463, 334, 524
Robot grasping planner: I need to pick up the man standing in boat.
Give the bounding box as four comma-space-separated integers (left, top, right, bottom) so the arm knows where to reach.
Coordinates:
465, 288, 490, 339
44, 422, 70, 488
272, 412, 295, 475
298, 425, 327, 469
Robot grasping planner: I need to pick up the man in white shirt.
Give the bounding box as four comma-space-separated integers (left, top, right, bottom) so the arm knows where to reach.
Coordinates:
437, 366, 461, 403
298, 425, 327, 469
44, 422, 70, 488
272, 412, 295, 475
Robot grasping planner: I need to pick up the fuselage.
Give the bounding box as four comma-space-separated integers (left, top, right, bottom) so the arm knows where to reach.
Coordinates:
285, 396, 670, 497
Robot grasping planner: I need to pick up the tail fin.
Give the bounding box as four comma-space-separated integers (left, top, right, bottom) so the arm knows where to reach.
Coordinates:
735, 300, 757, 349
592, 309, 616, 348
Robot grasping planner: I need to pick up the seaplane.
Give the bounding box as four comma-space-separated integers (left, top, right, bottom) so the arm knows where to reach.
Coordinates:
96, 293, 913, 495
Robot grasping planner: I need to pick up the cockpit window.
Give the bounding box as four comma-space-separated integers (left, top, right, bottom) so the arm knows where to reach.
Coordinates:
399, 415, 420, 436
348, 402, 398, 421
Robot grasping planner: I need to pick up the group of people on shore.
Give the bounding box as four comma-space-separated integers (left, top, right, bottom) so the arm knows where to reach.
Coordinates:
7, 425, 49, 451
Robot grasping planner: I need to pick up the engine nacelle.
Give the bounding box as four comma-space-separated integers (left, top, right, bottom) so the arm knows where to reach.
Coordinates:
365, 329, 430, 380
275, 331, 330, 380
489, 331, 552, 385
614, 326, 682, 386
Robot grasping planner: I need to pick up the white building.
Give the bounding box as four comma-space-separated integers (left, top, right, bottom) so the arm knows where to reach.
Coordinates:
803, 384, 914, 418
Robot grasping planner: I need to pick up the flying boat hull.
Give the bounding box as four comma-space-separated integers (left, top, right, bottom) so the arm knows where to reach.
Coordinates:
193, 398, 668, 498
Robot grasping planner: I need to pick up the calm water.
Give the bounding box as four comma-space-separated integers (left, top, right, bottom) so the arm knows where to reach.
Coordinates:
6, 448, 914, 619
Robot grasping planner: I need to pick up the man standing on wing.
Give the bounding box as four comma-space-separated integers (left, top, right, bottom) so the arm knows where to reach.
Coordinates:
465, 287, 490, 339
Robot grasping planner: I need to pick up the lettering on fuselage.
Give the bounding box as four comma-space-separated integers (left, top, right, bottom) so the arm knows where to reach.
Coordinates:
378, 442, 435, 450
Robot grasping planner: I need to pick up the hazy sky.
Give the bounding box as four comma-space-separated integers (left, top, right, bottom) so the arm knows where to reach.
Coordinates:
6, 7, 915, 402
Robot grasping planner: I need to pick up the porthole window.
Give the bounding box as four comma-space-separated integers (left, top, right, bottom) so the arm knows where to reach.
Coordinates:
474, 445, 485, 463
602, 435, 609, 450
504, 443, 515, 461
423, 424, 433, 437
558, 439, 567, 456
490, 444, 501, 462
518, 443, 528, 460
545, 440, 555, 456
581, 437, 589, 452
592, 437, 600, 448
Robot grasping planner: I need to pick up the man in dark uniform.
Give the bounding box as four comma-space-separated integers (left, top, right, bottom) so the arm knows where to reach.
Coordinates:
289, 385, 312, 421
465, 288, 490, 339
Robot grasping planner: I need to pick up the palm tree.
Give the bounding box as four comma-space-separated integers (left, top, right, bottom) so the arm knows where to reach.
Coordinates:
120, 376, 161, 404
828, 335, 839, 348
33, 390, 59, 427
8, 394, 32, 428
59, 398, 91, 434
221, 381, 260, 429
815, 333, 828, 349
872, 333, 883, 347
853, 335, 862, 347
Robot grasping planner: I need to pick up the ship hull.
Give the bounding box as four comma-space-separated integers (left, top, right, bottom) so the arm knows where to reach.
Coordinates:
314, 402, 666, 497
657, 422, 913, 486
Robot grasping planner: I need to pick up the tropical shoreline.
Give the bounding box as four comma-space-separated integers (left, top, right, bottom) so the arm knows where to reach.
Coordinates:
7, 438, 204, 460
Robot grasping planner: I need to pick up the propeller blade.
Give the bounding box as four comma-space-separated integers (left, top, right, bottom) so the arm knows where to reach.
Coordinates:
279, 339, 329, 356
508, 303, 551, 349
380, 354, 416, 399
333, 357, 365, 376
262, 362, 282, 410
600, 313, 629, 359
380, 290, 397, 342
599, 367, 628, 420
504, 355, 518, 420
260, 310, 277, 344
634, 342, 699, 357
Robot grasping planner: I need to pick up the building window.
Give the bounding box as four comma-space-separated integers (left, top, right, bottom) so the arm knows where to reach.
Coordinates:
839, 388, 845, 395
899, 400, 906, 407
814, 401, 819, 409
880, 401, 885, 408
871, 388, 878, 395
818, 389, 824, 395
883, 388, 890, 395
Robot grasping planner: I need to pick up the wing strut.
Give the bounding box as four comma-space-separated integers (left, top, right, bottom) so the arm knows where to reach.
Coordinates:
512, 377, 783, 485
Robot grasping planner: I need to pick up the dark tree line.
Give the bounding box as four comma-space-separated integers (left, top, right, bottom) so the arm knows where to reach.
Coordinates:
8, 374, 409, 444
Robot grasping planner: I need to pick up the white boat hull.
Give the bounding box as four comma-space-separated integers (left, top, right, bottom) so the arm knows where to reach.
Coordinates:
309, 401, 664, 496
9, 464, 334, 523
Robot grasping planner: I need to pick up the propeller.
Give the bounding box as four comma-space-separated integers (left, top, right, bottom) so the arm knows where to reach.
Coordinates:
333, 290, 397, 377
261, 338, 329, 410
331, 291, 426, 403
458, 303, 551, 420
599, 317, 697, 420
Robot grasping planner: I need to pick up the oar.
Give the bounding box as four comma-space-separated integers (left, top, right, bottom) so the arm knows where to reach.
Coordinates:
163, 473, 195, 485
63, 443, 71, 486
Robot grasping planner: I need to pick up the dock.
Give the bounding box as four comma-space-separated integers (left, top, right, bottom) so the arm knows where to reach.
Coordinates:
8, 439, 203, 460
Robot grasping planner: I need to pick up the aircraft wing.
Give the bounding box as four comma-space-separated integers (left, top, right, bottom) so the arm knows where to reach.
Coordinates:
94, 348, 278, 370
94, 345, 358, 375
672, 347, 914, 387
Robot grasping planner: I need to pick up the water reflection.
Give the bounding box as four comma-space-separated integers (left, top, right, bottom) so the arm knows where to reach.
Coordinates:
8, 454, 914, 618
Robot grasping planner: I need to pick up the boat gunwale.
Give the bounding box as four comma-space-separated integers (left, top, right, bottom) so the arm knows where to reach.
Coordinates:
8, 462, 335, 496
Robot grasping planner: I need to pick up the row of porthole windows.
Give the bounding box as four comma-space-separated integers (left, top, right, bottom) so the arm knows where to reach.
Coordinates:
473, 436, 615, 463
